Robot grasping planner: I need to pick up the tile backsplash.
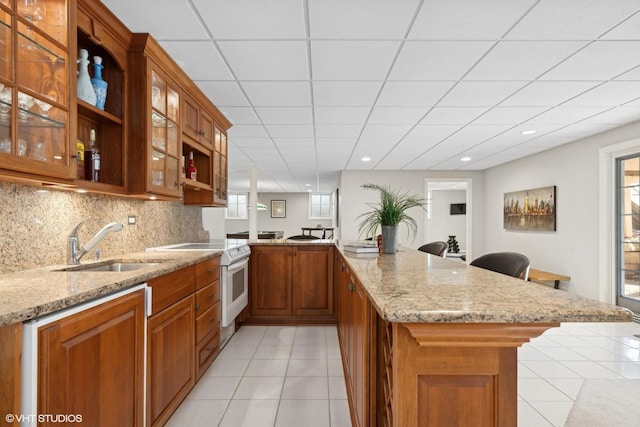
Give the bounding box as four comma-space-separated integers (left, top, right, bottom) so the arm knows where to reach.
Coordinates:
0, 182, 209, 273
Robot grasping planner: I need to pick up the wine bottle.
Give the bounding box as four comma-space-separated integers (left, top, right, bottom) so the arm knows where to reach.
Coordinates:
187, 151, 197, 181
84, 129, 100, 182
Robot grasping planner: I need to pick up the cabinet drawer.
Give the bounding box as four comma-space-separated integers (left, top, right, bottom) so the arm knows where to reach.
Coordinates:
196, 329, 220, 377
148, 266, 195, 315
196, 302, 220, 343
195, 280, 220, 314
196, 257, 220, 288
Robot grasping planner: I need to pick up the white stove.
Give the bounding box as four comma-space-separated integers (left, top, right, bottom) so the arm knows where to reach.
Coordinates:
147, 239, 250, 265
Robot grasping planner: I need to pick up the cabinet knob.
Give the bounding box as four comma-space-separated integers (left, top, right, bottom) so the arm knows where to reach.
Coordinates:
194, 303, 200, 310
209, 293, 215, 299
348, 282, 355, 293
207, 345, 217, 353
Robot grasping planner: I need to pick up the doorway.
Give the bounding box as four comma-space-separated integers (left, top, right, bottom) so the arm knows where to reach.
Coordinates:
425, 178, 472, 262
616, 155, 640, 315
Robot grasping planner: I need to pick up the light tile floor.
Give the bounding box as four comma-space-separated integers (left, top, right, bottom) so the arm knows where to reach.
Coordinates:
167, 322, 640, 427
166, 325, 351, 427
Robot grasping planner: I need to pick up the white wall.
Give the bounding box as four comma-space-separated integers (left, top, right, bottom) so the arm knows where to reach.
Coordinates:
338, 170, 484, 256
428, 190, 467, 250
220, 192, 333, 239
484, 120, 640, 300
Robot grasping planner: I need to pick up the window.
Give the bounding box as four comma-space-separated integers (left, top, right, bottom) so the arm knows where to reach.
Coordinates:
310, 193, 331, 219
226, 193, 248, 219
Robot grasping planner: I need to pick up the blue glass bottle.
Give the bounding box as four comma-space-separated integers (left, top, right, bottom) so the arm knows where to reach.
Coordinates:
91, 56, 108, 110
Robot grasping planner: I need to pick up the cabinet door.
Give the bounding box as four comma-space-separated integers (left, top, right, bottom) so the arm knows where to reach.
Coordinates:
293, 246, 334, 315
147, 295, 195, 427
350, 279, 370, 427
199, 108, 215, 149
213, 124, 228, 205
37, 289, 145, 427
0, 0, 72, 181
250, 246, 292, 316
182, 93, 200, 142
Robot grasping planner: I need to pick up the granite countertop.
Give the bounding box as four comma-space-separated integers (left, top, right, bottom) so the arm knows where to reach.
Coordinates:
0, 251, 221, 326
340, 247, 633, 324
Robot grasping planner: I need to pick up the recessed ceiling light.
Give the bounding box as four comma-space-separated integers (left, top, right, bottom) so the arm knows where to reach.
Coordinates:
305, 184, 311, 187
460, 156, 471, 162
361, 156, 371, 162
521, 130, 536, 135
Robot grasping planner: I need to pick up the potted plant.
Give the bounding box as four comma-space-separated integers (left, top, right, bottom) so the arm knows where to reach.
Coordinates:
357, 183, 428, 253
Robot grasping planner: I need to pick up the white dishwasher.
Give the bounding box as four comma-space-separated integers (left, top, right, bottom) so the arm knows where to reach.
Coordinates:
21, 283, 151, 427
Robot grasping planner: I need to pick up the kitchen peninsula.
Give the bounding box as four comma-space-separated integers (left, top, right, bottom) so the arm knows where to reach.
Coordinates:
0, 243, 632, 426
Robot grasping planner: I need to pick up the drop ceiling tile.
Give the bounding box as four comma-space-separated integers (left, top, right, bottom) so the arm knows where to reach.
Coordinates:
264, 125, 315, 138
550, 123, 621, 139
408, 0, 536, 40
465, 41, 586, 81
376, 81, 454, 107
505, 0, 640, 40
405, 125, 461, 140
229, 138, 273, 148
419, 107, 489, 125
102, 0, 208, 39
443, 125, 514, 147
388, 41, 494, 81
228, 125, 270, 138
524, 106, 611, 125
562, 82, 640, 107
367, 107, 429, 125
500, 81, 601, 107
374, 139, 440, 170
242, 82, 311, 107
311, 41, 400, 80
577, 107, 640, 125
472, 107, 549, 125
218, 41, 309, 81
439, 82, 527, 107
360, 125, 413, 142
315, 125, 363, 138
255, 107, 313, 125
196, 81, 249, 107
192, 0, 306, 39
308, 0, 418, 39
541, 41, 640, 81
217, 107, 261, 125
314, 107, 371, 125
615, 66, 640, 80
159, 41, 233, 81
273, 138, 315, 147
601, 12, 640, 40
313, 81, 383, 107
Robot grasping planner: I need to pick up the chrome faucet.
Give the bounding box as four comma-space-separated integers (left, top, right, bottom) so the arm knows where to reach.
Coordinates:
67, 219, 124, 265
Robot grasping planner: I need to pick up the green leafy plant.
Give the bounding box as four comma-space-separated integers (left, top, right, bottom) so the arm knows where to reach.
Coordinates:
357, 183, 428, 240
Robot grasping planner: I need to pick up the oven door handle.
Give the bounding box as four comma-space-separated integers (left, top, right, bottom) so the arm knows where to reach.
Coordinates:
226, 257, 249, 274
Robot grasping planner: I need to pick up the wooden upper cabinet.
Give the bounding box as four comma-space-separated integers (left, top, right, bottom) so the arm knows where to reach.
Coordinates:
74, 0, 131, 194
128, 34, 182, 200
0, 0, 73, 183
182, 92, 214, 150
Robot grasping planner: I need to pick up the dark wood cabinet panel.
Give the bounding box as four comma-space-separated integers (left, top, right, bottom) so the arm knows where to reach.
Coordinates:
293, 246, 334, 315
37, 289, 146, 427
147, 295, 195, 427
0, 323, 21, 426
250, 246, 293, 316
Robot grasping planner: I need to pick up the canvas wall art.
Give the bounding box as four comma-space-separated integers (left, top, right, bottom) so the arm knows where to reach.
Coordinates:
504, 186, 556, 231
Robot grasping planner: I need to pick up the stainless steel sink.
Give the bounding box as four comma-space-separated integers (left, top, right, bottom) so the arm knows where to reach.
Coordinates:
56, 261, 160, 272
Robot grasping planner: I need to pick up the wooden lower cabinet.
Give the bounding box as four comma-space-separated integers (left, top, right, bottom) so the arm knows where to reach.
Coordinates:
147, 295, 196, 427
336, 254, 372, 427
37, 289, 146, 427
0, 323, 21, 427
249, 244, 335, 323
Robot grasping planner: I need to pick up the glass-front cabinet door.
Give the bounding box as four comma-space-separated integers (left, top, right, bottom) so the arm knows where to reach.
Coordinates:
149, 69, 180, 195
213, 124, 227, 205
0, 0, 71, 180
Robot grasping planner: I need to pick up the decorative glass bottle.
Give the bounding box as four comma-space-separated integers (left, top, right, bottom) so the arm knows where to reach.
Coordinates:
77, 49, 97, 106
91, 56, 108, 110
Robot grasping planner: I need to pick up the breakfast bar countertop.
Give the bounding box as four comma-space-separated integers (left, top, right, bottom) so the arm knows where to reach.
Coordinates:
340, 247, 632, 324
0, 251, 222, 327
